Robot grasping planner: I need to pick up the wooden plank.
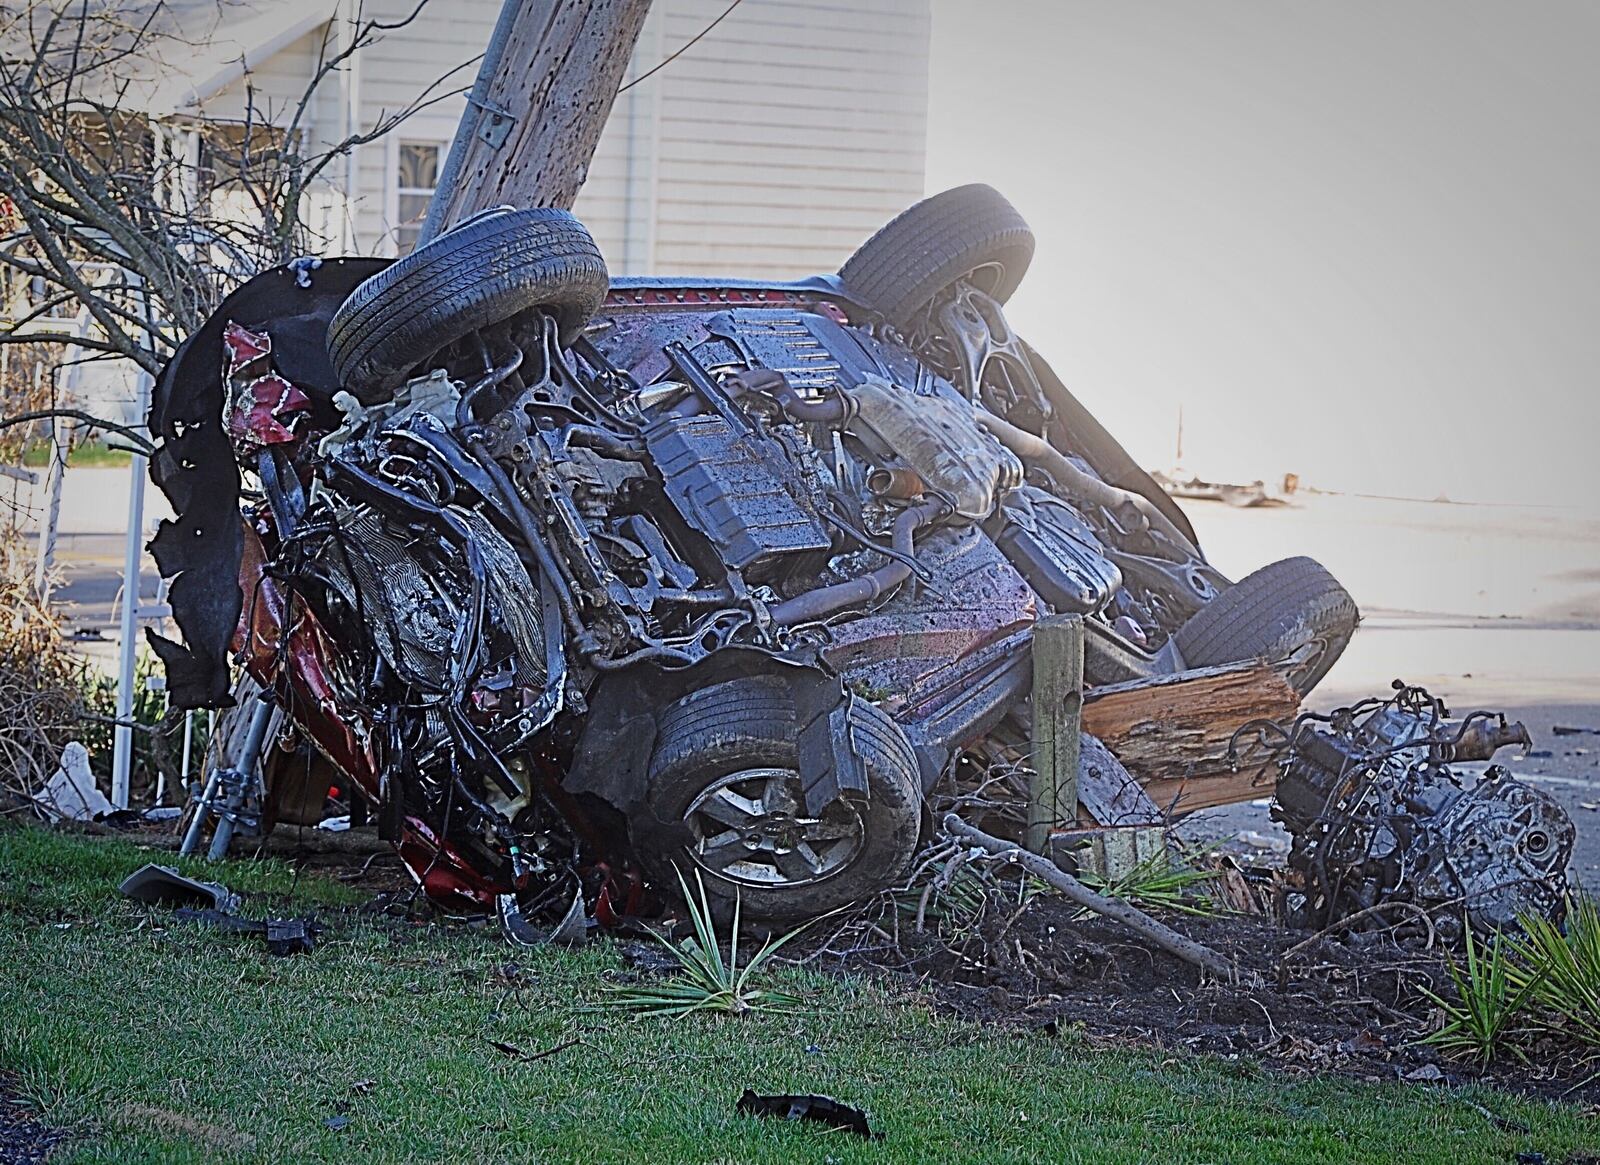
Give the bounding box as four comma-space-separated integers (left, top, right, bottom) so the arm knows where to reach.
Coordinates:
1027, 614, 1083, 854
1081, 661, 1301, 817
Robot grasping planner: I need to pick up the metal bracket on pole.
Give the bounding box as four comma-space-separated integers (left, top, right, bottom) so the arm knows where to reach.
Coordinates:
1027, 614, 1084, 855
474, 99, 517, 148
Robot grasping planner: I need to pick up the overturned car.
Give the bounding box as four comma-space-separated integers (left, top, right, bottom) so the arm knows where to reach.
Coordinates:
151, 186, 1360, 925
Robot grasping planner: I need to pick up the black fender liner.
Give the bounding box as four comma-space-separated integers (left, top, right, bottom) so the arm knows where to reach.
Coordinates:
146, 257, 389, 709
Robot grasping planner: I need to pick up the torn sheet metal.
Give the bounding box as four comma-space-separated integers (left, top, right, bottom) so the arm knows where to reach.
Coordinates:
173, 908, 320, 956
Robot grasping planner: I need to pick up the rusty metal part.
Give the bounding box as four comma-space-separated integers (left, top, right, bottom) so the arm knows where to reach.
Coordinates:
728, 365, 853, 424
768, 498, 946, 626
1270, 683, 1573, 936
866, 466, 924, 500
977, 409, 1197, 556
846, 374, 1021, 521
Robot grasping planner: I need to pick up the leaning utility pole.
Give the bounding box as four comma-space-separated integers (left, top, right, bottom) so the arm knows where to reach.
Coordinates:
419, 0, 654, 243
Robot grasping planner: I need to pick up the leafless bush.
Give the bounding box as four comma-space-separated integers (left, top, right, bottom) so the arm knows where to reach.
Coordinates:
0, 533, 94, 800
0, 0, 466, 380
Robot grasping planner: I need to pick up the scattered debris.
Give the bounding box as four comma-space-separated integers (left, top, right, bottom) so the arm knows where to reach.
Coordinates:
1149, 470, 1284, 508
736, 1090, 881, 1141
172, 909, 320, 957
485, 1037, 580, 1064
119, 864, 241, 914
1271, 684, 1573, 936
944, 814, 1242, 982
32, 741, 112, 822
498, 889, 587, 948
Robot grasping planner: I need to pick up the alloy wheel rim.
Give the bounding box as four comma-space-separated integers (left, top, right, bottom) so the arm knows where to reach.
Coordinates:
682, 766, 866, 888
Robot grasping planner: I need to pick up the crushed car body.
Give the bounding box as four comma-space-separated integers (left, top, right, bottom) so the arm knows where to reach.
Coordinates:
149, 187, 1366, 925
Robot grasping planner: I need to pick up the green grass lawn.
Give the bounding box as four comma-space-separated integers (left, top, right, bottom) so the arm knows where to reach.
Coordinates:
0, 824, 1593, 1164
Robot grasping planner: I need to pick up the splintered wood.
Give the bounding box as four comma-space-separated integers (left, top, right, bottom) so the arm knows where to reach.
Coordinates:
1082, 662, 1301, 815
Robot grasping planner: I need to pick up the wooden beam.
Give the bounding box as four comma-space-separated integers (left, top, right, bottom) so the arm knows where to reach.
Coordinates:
1027, 614, 1083, 853
1081, 662, 1300, 817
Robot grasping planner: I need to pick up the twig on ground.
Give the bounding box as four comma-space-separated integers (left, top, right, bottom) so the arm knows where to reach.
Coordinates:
943, 814, 1247, 984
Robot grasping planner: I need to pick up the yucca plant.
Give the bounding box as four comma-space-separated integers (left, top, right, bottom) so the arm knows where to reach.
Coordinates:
1419, 928, 1539, 1064
1077, 849, 1218, 917
599, 870, 805, 1018
1508, 895, 1600, 1052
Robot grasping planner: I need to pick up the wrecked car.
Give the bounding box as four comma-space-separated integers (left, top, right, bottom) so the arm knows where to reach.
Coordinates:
150, 185, 1360, 925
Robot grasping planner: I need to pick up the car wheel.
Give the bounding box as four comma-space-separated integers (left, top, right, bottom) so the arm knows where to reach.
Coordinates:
326, 207, 608, 402
640, 677, 922, 924
1173, 556, 1359, 696
838, 184, 1035, 331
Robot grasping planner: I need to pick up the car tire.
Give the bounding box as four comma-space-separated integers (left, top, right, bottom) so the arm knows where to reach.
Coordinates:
640, 677, 922, 924
327, 207, 608, 402
1173, 556, 1359, 695
838, 184, 1035, 330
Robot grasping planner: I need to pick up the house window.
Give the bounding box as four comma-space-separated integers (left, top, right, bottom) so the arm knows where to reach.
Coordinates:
395, 141, 442, 255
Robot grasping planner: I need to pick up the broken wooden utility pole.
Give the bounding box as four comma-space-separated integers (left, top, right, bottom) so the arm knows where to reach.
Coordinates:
421, 0, 654, 242
1082, 662, 1301, 813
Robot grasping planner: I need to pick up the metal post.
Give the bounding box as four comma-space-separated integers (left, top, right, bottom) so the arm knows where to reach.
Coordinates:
1028, 614, 1085, 854
32, 413, 66, 600
110, 363, 152, 809
180, 709, 194, 790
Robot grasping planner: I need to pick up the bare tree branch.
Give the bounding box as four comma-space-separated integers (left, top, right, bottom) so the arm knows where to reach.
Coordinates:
0, 408, 157, 456
0, 0, 467, 431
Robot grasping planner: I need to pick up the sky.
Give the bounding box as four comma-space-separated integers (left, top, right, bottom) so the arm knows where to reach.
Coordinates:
924, 1, 1600, 506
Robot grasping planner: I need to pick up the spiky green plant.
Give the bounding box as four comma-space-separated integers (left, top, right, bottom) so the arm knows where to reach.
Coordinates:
1077, 848, 1218, 917
1509, 895, 1600, 1052
599, 870, 805, 1018
1419, 928, 1539, 1065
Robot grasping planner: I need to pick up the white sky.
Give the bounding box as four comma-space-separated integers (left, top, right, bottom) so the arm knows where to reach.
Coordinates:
924, 1, 1600, 506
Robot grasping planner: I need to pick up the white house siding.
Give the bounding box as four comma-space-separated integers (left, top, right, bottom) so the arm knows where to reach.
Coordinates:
575, 0, 932, 278
195, 0, 931, 273
190, 25, 332, 128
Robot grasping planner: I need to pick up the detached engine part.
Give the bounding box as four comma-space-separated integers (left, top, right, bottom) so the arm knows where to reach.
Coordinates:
1271, 684, 1573, 935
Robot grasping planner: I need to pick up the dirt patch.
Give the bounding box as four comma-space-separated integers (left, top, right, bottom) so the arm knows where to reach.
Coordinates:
0, 1080, 66, 1164
795, 897, 1600, 1104
118, 1103, 259, 1156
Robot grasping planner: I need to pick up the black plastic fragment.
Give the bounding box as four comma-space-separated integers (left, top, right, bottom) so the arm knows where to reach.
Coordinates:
736, 1090, 881, 1141
172, 907, 320, 956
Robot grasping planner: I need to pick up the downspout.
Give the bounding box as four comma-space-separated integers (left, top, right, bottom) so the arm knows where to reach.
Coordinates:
337, 2, 361, 254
